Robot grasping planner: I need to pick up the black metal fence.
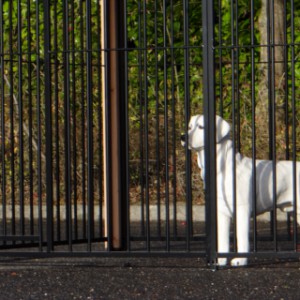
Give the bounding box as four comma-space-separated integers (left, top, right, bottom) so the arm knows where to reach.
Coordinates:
0, 0, 299, 267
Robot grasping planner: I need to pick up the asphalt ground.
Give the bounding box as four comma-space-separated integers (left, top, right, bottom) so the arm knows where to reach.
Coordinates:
0, 215, 299, 299
0, 256, 299, 299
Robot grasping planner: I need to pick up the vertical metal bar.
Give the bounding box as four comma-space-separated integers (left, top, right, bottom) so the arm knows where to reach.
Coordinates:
170, 0, 178, 240
230, 0, 237, 253
35, 0, 43, 250
63, 0, 72, 251
107, 0, 127, 251
0, 0, 6, 242
266, 0, 274, 239
86, 0, 94, 249
235, 0, 241, 153
284, 2, 292, 240
137, 1, 145, 238
95, 0, 103, 240
154, 0, 162, 239
95, 1, 103, 241
70, 0, 78, 241
53, 0, 61, 242
266, 0, 272, 162
283, 0, 289, 161
9, 1, 16, 240
163, 0, 170, 252
270, 0, 277, 251
202, 0, 217, 268
290, 0, 297, 250
102, 0, 111, 250
117, 0, 128, 251
27, 0, 34, 237
79, 0, 86, 241
43, 0, 54, 252
183, 0, 192, 252
143, 0, 151, 252
218, 0, 223, 116
124, 0, 131, 251
17, 0, 25, 237
250, 0, 257, 252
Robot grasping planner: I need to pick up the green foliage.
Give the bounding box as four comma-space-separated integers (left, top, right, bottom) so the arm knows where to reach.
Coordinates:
0, 0, 104, 203
1, 0, 300, 204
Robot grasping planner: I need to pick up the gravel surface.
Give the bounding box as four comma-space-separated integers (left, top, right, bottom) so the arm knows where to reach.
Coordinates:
0, 257, 299, 299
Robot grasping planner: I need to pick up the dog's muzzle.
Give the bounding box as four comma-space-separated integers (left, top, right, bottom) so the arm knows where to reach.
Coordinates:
181, 133, 187, 146
181, 133, 205, 151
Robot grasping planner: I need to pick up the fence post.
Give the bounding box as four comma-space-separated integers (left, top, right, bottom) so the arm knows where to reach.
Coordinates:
101, 0, 127, 250
202, 0, 217, 268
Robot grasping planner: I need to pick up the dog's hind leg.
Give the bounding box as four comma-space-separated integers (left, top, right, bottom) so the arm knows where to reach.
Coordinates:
217, 211, 230, 266
231, 205, 250, 266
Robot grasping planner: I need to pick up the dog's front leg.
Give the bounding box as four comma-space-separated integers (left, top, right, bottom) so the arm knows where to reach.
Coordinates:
217, 210, 230, 266
231, 205, 250, 267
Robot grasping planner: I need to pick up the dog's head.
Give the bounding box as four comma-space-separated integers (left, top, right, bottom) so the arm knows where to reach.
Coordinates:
181, 114, 231, 151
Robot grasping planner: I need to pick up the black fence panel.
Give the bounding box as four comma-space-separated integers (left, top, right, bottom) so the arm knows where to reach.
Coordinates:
0, 0, 299, 267
0, 0, 106, 253
205, 0, 300, 267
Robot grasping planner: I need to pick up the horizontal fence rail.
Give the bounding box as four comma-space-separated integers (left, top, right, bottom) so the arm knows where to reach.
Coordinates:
0, 0, 298, 267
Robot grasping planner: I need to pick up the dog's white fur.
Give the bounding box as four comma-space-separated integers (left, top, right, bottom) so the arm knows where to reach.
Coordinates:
182, 114, 300, 266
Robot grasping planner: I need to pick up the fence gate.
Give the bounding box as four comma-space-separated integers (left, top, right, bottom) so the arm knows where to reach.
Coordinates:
0, 0, 300, 266
0, 0, 205, 256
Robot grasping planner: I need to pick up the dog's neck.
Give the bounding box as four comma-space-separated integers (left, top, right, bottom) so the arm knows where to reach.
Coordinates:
197, 133, 230, 154
196, 134, 231, 174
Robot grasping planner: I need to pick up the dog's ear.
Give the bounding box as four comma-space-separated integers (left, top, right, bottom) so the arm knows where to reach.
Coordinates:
215, 115, 230, 143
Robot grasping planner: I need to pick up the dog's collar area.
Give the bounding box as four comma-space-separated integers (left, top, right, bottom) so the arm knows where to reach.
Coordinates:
196, 146, 205, 152
196, 134, 230, 152
218, 134, 230, 145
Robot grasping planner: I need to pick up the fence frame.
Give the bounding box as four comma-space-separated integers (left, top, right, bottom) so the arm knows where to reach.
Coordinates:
0, 0, 299, 269
202, 0, 218, 267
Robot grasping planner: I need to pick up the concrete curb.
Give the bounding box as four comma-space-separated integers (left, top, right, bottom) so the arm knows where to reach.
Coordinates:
129, 205, 288, 222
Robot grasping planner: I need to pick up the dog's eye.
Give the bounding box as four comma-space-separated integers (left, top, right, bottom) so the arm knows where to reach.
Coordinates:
198, 125, 204, 129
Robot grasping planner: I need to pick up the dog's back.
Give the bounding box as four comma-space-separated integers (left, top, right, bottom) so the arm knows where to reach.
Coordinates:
235, 155, 300, 214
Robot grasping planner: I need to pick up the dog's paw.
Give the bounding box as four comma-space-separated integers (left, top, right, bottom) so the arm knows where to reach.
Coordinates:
217, 258, 227, 267
230, 258, 248, 267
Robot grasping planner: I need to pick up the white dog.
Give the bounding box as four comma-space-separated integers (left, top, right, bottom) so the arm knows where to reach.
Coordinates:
181, 114, 300, 266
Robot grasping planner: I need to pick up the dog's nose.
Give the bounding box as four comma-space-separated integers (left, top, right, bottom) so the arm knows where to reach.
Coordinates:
181, 134, 186, 142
